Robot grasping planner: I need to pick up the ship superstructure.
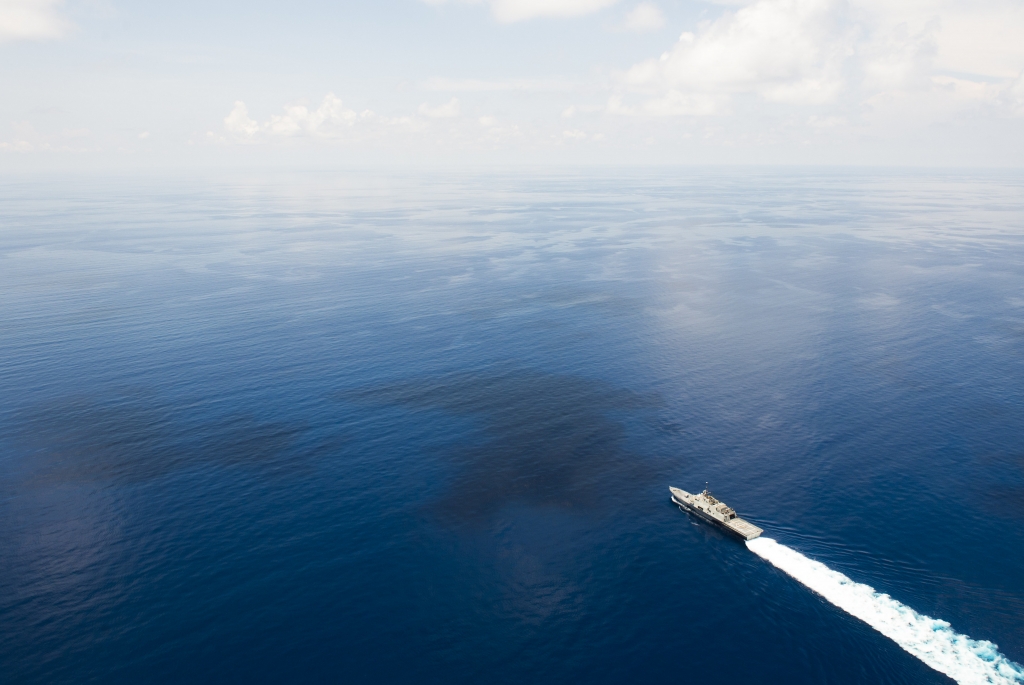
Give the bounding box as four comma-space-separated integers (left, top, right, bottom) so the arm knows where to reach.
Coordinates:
670, 485, 762, 541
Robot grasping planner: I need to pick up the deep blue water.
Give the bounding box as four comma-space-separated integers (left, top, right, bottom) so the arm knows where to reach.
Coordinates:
2, 170, 1023, 684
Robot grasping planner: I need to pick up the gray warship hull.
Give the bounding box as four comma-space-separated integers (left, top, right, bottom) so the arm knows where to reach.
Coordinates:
670, 486, 762, 541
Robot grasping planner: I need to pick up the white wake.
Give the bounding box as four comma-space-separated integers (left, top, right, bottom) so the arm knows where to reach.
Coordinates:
746, 537, 1024, 685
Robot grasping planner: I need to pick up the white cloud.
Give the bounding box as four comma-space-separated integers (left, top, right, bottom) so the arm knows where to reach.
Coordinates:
0, 0, 70, 41
224, 101, 259, 137
418, 97, 461, 118
221, 94, 458, 146
422, 0, 618, 22
0, 140, 33, 151
473, 115, 523, 142
491, 0, 618, 21
623, 2, 664, 32
904, 1, 1024, 79
265, 94, 365, 136
860, 20, 936, 91
615, 0, 1024, 121
224, 94, 378, 140
624, 0, 856, 106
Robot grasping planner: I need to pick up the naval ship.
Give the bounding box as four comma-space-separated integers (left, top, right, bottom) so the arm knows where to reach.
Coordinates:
670, 485, 762, 541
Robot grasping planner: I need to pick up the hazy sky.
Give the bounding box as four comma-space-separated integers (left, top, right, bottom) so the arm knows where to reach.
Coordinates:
2, 0, 1023, 169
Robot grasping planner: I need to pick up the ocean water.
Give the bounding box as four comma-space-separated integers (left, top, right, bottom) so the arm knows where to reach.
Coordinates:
1, 169, 1023, 684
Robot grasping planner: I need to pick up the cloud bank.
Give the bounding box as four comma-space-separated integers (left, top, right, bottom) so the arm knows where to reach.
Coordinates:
223, 95, 381, 140
614, 0, 1024, 120
5, 0, 1024, 166
0, 0, 70, 41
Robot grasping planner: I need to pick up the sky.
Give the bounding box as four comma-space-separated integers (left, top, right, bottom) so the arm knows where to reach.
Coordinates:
1, 0, 1023, 169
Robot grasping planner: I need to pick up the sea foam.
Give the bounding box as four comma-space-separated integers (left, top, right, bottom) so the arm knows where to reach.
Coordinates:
746, 537, 1024, 685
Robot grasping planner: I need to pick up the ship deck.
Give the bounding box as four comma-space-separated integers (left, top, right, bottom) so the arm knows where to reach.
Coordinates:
724, 517, 762, 540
